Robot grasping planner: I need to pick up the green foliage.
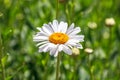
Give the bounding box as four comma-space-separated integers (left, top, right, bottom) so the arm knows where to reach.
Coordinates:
0, 0, 120, 80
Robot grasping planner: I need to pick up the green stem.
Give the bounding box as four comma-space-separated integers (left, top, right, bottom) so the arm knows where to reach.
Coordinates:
107, 27, 112, 79
71, 0, 75, 22
109, 28, 112, 51
65, 4, 70, 25
56, 0, 60, 80
56, 53, 60, 80
56, 0, 59, 19
0, 34, 5, 80
87, 55, 94, 80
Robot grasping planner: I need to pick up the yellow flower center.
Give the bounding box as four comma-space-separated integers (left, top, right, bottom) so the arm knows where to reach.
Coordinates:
49, 33, 69, 44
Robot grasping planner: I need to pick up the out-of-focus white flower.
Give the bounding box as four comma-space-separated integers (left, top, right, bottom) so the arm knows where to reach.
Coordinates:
105, 18, 115, 27
87, 22, 97, 29
84, 48, 93, 54
33, 20, 84, 57
72, 47, 80, 55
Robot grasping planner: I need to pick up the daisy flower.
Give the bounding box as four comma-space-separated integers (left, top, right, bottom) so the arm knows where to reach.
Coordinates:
33, 20, 84, 57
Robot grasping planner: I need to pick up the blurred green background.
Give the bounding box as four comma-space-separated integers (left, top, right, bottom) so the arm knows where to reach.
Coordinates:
0, 0, 120, 80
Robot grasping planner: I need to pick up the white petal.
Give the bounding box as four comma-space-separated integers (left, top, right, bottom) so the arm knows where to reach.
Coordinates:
49, 20, 58, 32
67, 39, 80, 43
37, 27, 49, 35
76, 43, 83, 49
67, 27, 81, 35
58, 44, 63, 52
62, 45, 72, 55
53, 20, 58, 28
42, 26, 52, 35
35, 32, 49, 37
44, 43, 57, 52
64, 44, 73, 49
38, 43, 55, 52
36, 41, 49, 47
54, 50, 59, 57
69, 35, 84, 42
33, 36, 48, 42
65, 41, 83, 49
53, 20, 58, 26
66, 23, 74, 34
42, 44, 51, 52
71, 27, 81, 35
58, 22, 68, 33
43, 24, 54, 33
65, 41, 77, 47
50, 45, 59, 57
38, 44, 48, 52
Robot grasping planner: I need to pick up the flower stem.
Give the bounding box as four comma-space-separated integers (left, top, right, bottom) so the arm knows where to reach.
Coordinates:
56, 0, 60, 80
56, 53, 60, 80
107, 27, 112, 79
109, 28, 112, 50
0, 34, 5, 80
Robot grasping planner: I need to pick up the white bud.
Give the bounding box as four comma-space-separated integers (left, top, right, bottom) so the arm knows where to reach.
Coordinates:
72, 48, 80, 55
105, 18, 115, 27
84, 48, 93, 54
87, 22, 97, 29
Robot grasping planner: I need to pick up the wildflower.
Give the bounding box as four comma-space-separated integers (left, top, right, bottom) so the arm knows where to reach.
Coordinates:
33, 20, 84, 57
87, 22, 97, 29
84, 48, 93, 54
72, 47, 80, 56
105, 18, 115, 27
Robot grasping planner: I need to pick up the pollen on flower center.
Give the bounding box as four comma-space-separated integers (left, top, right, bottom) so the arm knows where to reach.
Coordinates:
49, 33, 69, 44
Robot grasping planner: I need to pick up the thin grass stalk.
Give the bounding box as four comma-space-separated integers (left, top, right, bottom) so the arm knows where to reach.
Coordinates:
0, 34, 5, 80
87, 55, 94, 80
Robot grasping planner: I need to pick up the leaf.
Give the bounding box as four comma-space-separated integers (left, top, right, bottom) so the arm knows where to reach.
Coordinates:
6, 76, 12, 80
1, 53, 9, 65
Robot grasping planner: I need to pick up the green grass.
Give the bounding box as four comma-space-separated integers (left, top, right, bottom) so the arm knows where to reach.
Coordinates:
0, 0, 120, 80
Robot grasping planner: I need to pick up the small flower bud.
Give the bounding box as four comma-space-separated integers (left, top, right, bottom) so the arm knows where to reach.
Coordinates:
87, 22, 97, 29
72, 47, 80, 56
105, 18, 115, 27
84, 48, 93, 54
